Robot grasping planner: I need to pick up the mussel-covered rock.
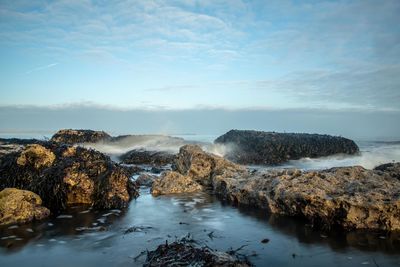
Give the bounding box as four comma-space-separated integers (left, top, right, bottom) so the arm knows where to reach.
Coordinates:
0, 143, 138, 212
119, 149, 175, 166
0, 188, 50, 226
50, 129, 111, 144
215, 129, 360, 165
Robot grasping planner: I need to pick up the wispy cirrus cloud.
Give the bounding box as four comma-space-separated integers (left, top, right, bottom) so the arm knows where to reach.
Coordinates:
25, 62, 59, 74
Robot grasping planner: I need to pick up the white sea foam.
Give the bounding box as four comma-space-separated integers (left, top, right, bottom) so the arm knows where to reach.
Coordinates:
276, 141, 400, 170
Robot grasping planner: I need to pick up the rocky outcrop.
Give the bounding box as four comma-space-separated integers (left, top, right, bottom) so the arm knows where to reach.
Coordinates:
0, 143, 138, 212
143, 238, 251, 267
0, 188, 50, 226
151, 145, 244, 196
213, 163, 400, 231
50, 129, 112, 144
119, 149, 175, 166
151, 171, 203, 196
214, 130, 360, 165
154, 145, 400, 231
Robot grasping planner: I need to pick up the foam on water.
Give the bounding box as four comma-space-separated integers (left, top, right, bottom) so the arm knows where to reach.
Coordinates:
277, 141, 400, 170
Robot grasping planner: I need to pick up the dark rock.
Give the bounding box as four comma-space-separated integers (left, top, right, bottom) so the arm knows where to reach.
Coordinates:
0, 143, 139, 212
214, 129, 360, 165
261, 238, 270, 243
374, 162, 400, 179
136, 173, 157, 187
143, 239, 251, 267
0, 188, 50, 226
120, 165, 144, 176
50, 129, 112, 144
119, 149, 175, 166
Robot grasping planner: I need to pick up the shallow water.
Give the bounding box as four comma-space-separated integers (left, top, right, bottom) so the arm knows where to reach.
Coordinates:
1, 189, 399, 267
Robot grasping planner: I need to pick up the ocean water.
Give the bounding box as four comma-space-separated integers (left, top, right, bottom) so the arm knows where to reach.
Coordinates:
1, 132, 400, 266
1, 190, 399, 267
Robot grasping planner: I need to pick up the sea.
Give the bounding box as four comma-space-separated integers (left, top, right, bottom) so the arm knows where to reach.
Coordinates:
0, 131, 400, 267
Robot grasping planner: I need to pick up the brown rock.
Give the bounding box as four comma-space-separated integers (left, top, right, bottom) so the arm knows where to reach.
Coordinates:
214, 164, 400, 231
174, 144, 245, 187
0, 188, 50, 226
151, 171, 203, 196
16, 144, 55, 169
0, 143, 139, 212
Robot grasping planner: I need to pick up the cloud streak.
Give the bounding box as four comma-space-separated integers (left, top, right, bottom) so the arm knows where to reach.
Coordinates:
25, 62, 59, 74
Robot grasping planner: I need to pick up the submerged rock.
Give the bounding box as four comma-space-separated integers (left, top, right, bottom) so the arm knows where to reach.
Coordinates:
143, 239, 251, 267
119, 149, 175, 166
214, 129, 360, 165
50, 129, 112, 144
0, 143, 138, 212
0, 188, 50, 226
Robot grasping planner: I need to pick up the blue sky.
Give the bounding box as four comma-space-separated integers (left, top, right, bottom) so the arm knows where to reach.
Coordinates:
0, 0, 399, 111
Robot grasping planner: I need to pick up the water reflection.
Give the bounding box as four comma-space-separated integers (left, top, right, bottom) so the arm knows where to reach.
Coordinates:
0, 190, 399, 267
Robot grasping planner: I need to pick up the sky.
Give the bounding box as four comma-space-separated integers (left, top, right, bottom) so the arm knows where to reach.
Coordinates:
0, 0, 399, 138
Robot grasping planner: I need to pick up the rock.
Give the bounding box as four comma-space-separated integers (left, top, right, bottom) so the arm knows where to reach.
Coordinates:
174, 144, 245, 187
160, 145, 400, 231
151, 145, 244, 196
0, 188, 50, 226
136, 173, 157, 187
214, 129, 360, 165
143, 239, 251, 267
50, 129, 111, 144
214, 163, 400, 231
0, 143, 139, 212
119, 149, 175, 166
151, 171, 203, 196
16, 144, 56, 170
374, 162, 400, 179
